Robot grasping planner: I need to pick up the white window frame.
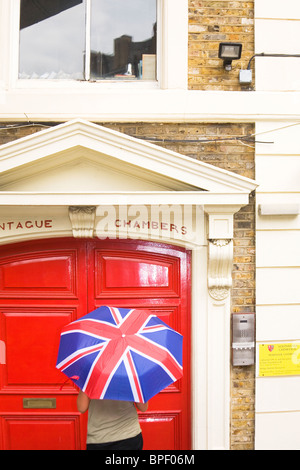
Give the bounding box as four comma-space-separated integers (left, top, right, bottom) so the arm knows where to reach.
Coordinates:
2, 0, 188, 92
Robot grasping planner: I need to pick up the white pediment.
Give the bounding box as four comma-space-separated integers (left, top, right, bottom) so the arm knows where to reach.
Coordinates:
0, 119, 257, 195
0, 152, 192, 192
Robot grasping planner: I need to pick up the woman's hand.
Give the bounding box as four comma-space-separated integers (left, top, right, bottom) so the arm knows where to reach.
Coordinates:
77, 390, 90, 413
135, 402, 148, 412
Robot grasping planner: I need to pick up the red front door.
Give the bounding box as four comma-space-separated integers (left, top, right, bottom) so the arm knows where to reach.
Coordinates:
0, 238, 191, 450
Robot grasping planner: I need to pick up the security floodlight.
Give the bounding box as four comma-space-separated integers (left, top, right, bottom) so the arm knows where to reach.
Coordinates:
218, 43, 242, 71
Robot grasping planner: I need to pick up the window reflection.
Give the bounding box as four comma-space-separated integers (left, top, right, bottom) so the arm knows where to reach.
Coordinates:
90, 0, 157, 80
19, 0, 157, 81
19, 0, 85, 79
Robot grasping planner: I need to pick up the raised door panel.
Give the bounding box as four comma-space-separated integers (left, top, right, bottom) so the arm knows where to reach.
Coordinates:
1, 414, 81, 450
0, 250, 79, 298
0, 307, 76, 392
94, 251, 180, 298
139, 412, 181, 450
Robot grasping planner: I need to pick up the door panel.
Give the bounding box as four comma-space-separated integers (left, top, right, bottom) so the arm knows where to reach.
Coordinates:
3, 308, 75, 388
139, 411, 181, 450
2, 414, 81, 450
0, 238, 191, 450
0, 251, 78, 298
94, 251, 180, 298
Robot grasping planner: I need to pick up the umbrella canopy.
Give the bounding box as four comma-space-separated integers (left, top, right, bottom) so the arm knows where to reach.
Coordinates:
56, 306, 183, 403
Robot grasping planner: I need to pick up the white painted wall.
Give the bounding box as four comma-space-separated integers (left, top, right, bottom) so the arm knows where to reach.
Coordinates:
255, 86, 300, 454
255, 0, 300, 91
255, 3, 300, 449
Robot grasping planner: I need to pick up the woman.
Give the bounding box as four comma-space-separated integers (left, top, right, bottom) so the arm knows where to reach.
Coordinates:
77, 390, 148, 450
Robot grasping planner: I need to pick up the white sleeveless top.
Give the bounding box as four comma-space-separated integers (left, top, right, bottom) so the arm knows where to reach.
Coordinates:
86, 399, 141, 444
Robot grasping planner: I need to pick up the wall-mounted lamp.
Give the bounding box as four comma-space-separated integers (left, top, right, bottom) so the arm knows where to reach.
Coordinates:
218, 43, 242, 71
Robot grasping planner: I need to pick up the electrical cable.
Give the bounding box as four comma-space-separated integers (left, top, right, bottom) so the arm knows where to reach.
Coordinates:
1, 119, 300, 147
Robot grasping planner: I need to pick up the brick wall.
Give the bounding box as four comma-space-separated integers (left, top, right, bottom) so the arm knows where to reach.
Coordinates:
231, 193, 255, 450
0, 124, 47, 145
188, 0, 255, 90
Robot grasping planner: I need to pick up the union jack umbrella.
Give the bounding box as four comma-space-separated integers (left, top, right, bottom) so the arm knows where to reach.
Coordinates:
56, 306, 183, 403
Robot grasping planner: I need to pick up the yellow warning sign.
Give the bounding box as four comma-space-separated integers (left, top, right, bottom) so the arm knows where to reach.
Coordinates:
259, 343, 300, 377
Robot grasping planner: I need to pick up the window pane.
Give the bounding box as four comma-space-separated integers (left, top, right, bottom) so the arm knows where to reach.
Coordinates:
90, 0, 157, 80
19, 0, 85, 79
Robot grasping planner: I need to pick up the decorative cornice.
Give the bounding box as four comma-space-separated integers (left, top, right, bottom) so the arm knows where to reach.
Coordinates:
208, 239, 233, 301
68, 206, 96, 238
